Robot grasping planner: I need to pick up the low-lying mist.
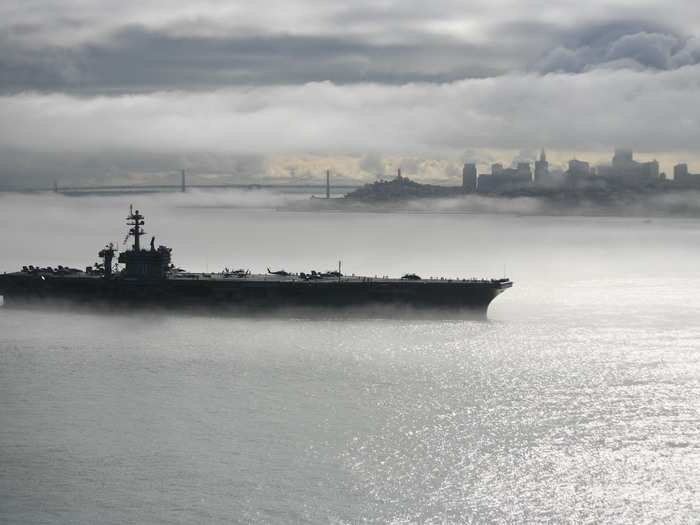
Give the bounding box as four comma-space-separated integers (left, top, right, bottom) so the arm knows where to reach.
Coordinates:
2, 189, 700, 324
335, 191, 700, 218
2, 189, 699, 276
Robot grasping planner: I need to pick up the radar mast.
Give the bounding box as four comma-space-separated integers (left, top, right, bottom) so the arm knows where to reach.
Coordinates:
125, 205, 145, 251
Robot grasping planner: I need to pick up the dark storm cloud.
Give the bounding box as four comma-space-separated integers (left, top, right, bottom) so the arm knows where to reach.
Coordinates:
1, 3, 699, 92
532, 20, 700, 73
0, 25, 520, 93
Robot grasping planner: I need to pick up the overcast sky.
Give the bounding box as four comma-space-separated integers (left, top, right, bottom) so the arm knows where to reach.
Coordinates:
1, 0, 699, 186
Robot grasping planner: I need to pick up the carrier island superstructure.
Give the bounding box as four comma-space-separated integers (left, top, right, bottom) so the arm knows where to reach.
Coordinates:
0, 207, 512, 316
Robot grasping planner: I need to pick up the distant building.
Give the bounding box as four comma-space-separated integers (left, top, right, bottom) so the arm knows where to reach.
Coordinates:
462, 163, 477, 192
605, 148, 659, 184
477, 161, 531, 193
674, 163, 700, 188
516, 162, 532, 181
477, 174, 498, 193
534, 150, 550, 185
612, 148, 634, 167
568, 159, 591, 177
640, 160, 660, 178
674, 163, 689, 180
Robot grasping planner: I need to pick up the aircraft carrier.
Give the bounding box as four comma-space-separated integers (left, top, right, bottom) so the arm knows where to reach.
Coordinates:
0, 207, 512, 316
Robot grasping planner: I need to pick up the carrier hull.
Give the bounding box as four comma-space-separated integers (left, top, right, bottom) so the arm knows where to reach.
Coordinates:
0, 273, 511, 317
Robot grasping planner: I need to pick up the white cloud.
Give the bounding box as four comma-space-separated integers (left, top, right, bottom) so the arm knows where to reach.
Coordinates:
2, 66, 699, 159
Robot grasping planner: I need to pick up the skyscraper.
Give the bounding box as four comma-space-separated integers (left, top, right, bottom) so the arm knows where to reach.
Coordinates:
612, 148, 634, 168
534, 149, 550, 185
462, 163, 477, 192
516, 162, 532, 182
674, 163, 689, 181
568, 159, 591, 177
608, 149, 659, 182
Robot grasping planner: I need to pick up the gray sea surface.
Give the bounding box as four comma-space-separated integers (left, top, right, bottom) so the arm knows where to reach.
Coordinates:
1, 192, 699, 523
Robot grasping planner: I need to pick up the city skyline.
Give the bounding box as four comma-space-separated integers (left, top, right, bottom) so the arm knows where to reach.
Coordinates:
5, 147, 699, 191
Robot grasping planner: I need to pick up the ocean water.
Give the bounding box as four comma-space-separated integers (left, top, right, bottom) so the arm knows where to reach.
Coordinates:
1, 193, 699, 523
